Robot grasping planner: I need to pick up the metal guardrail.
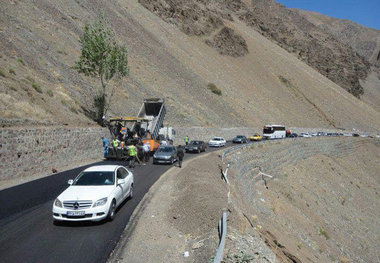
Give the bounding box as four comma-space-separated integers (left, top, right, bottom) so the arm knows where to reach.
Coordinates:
213, 211, 228, 263
221, 163, 230, 184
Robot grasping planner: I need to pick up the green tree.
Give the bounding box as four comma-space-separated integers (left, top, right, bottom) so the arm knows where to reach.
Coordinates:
74, 15, 129, 123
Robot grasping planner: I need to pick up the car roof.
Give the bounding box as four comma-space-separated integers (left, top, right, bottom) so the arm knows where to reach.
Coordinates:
84, 165, 120, 172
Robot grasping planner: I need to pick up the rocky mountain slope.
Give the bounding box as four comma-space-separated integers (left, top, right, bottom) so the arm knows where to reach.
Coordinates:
0, 0, 379, 131
295, 9, 380, 68
294, 8, 380, 112
139, 0, 371, 97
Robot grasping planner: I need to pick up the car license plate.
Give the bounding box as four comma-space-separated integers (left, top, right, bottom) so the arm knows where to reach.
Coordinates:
67, 211, 85, 216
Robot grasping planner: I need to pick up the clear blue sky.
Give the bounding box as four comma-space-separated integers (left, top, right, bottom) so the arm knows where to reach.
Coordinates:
276, 0, 380, 30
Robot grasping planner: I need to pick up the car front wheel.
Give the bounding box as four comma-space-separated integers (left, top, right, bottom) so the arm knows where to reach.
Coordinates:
107, 200, 116, 221
129, 184, 134, 199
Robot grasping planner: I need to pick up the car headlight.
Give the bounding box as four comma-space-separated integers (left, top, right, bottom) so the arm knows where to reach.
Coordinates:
93, 197, 108, 207
153, 154, 157, 158
54, 199, 62, 208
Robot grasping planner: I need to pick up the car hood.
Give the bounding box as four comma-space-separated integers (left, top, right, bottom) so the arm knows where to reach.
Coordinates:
58, 185, 115, 201
154, 152, 173, 157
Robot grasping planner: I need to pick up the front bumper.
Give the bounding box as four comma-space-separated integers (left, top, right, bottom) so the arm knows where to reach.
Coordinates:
208, 143, 222, 147
185, 147, 200, 152
52, 205, 109, 222
153, 157, 173, 164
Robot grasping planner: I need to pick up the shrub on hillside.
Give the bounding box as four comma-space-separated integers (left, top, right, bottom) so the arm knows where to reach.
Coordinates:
207, 83, 222, 96
32, 82, 42, 93
0, 68, 6, 78
47, 89, 54, 97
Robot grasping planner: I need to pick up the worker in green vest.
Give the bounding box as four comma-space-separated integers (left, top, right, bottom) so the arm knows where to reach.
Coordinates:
184, 135, 189, 145
128, 144, 140, 167
112, 137, 120, 148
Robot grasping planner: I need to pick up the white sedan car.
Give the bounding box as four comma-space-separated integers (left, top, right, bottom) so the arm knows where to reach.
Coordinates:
52, 165, 134, 222
208, 137, 226, 147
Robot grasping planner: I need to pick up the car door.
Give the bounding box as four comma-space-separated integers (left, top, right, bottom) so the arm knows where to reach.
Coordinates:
116, 168, 127, 203
123, 168, 133, 198
172, 147, 177, 161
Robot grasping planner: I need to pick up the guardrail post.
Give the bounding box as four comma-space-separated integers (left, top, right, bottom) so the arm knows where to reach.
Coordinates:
213, 211, 228, 263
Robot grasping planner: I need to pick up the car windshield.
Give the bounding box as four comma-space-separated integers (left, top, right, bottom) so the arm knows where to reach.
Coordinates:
158, 146, 174, 153
213, 138, 221, 141
236, 135, 244, 138
73, 171, 114, 186
190, 141, 200, 145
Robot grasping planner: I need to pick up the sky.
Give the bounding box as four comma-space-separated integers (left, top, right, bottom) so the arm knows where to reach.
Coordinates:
276, 0, 380, 30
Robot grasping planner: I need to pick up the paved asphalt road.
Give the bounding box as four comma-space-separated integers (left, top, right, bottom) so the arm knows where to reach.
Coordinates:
0, 142, 233, 263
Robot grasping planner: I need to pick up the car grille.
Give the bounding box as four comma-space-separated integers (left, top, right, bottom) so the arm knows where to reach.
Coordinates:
63, 200, 93, 209
61, 214, 93, 219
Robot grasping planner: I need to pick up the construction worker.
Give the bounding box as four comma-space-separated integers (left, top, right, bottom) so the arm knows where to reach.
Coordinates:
177, 145, 185, 168
184, 135, 189, 145
101, 136, 109, 158
143, 141, 151, 162
112, 137, 120, 148
128, 144, 140, 167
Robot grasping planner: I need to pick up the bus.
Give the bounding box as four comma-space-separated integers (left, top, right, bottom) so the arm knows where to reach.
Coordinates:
263, 125, 286, 139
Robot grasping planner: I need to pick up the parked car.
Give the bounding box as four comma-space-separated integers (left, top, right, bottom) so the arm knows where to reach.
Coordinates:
288, 133, 298, 138
249, 134, 262, 141
52, 165, 134, 222
185, 140, 206, 153
300, 133, 312, 138
153, 145, 177, 164
317, 132, 324, 136
208, 137, 226, 147
352, 133, 360, 137
233, 135, 248, 144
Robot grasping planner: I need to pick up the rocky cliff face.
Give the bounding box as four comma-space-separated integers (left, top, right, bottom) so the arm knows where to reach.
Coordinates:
139, 0, 371, 98
295, 9, 380, 69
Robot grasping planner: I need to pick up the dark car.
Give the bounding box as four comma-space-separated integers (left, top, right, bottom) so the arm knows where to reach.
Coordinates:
233, 135, 248, 144
185, 140, 206, 153
153, 145, 177, 164
288, 133, 298, 138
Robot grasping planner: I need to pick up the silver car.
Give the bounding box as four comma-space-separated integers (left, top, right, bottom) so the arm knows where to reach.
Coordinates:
153, 145, 177, 164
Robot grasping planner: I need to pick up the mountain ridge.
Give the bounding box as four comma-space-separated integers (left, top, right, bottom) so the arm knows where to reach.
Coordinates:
0, 0, 379, 131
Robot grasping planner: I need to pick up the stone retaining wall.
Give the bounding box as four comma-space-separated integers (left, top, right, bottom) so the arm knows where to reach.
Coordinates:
0, 127, 108, 181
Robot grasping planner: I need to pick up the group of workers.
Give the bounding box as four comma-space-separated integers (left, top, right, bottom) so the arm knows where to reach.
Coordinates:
102, 136, 151, 165
101, 135, 190, 168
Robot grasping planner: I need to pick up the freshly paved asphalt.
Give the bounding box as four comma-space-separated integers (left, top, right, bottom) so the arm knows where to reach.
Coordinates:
0, 142, 233, 263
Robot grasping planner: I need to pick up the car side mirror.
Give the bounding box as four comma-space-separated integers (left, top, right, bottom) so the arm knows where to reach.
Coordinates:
118, 179, 125, 185
68, 179, 73, 185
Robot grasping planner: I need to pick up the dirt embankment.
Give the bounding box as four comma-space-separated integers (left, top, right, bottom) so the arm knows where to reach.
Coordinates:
110, 152, 230, 263
225, 137, 380, 263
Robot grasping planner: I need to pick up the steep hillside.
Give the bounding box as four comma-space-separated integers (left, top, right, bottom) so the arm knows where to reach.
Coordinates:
0, 0, 379, 131
295, 9, 380, 67
139, 0, 371, 97
295, 9, 380, 112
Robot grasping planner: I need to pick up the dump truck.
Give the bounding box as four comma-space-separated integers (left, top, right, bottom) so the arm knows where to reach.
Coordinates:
133, 98, 168, 152
105, 98, 172, 160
